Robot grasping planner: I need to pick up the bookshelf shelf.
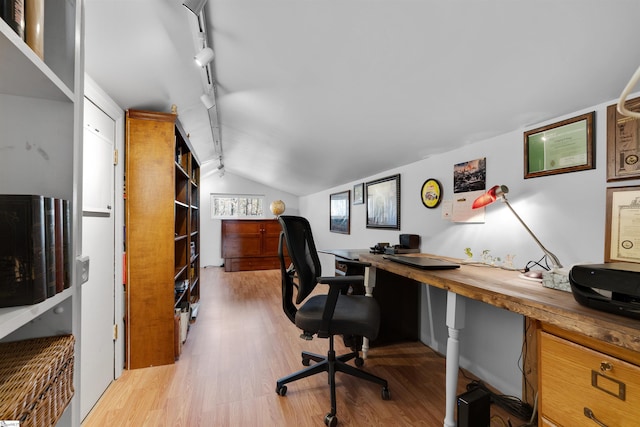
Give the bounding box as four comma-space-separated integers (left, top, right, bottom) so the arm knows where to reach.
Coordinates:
0, 288, 73, 339
0, 14, 73, 101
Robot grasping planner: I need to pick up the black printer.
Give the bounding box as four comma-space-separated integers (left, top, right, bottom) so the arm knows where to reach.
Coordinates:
569, 262, 640, 319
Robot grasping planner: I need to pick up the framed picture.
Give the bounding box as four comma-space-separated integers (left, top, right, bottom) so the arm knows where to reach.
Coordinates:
421, 178, 442, 209
524, 112, 595, 179
353, 183, 364, 205
329, 190, 350, 234
453, 158, 486, 193
607, 97, 640, 181
605, 185, 640, 263
366, 174, 400, 229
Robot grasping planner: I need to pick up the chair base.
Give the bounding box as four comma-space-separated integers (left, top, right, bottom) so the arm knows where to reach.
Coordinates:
276, 336, 390, 426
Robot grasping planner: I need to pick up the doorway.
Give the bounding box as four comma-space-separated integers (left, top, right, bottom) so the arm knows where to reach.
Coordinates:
80, 78, 125, 420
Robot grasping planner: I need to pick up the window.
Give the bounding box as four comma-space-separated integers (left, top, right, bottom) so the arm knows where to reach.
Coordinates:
211, 194, 265, 218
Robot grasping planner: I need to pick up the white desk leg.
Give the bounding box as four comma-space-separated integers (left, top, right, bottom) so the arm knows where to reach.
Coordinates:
362, 265, 376, 359
444, 291, 465, 427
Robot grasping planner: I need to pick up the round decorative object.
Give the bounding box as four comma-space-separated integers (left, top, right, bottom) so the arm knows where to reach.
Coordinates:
270, 200, 286, 216
421, 179, 442, 209
626, 154, 639, 165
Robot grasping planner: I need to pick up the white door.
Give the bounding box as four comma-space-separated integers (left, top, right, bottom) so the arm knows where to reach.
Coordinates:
81, 99, 116, 419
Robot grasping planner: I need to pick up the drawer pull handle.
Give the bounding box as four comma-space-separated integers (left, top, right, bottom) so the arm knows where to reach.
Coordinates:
584, 407, 609, 427
600, 361, 613, 372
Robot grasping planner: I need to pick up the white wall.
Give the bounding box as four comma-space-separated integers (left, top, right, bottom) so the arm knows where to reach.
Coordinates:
302, 103, 611, 266
200, 167, 299, 267
298, 93, 640, 398
199, 92, 639, 398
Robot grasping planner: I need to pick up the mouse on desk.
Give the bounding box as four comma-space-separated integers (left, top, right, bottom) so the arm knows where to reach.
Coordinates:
524, 270, 543, 279
521, 270, 543, 281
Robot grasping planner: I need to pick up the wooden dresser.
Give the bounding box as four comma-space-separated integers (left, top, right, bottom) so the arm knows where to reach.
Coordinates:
221, 219, 286, 272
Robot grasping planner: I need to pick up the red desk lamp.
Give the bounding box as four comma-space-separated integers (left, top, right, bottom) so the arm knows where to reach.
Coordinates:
472, 185, 563, 270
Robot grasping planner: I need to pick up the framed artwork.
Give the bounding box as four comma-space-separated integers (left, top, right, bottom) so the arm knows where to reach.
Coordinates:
605, 185, 640, 263
329, 190, 350, 234
453, 158, 486, 193
353, 183, 364, 205
421, 178, 442, 209
524, 112, 595, 179
366, 174, 400, 229
607, 97, 640, 181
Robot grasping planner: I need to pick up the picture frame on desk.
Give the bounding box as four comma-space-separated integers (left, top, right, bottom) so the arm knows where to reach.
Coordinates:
605, 185, 640, 263
606, 96, 640, 181
366, 174, 400, 230
524, 111, 595, 179
329, 190, 350, 234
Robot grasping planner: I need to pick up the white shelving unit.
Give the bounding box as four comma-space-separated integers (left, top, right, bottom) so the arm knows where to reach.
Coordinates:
0, 1, 83, 426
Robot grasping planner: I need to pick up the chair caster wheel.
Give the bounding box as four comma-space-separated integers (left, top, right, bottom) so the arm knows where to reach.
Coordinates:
381, 386, 391, 400
355, 357, 364, 367
276, 384, 287, 396
324, 413, 337, 427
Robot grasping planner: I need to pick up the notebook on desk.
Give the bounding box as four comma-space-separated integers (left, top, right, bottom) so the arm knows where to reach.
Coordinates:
383, 255, 460, 270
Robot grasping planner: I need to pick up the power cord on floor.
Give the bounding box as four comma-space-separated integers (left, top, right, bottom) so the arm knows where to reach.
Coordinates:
465, 379, 535, 423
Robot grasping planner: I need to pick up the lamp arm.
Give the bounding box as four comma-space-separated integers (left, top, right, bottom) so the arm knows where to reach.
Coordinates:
502, 199, 563, 269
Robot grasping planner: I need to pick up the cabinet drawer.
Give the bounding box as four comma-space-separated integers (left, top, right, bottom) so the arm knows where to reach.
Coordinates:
225, 257, 281, 272
540, 332, 640, 426
221, 236, 262, 257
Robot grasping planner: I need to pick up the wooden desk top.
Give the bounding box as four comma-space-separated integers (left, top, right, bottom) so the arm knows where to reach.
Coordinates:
359, 253, 640, 354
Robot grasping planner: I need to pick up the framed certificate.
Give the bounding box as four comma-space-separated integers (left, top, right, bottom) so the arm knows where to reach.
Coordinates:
606, 96, 640, 181
524, 112, 595, 179
605, 185, 640, 263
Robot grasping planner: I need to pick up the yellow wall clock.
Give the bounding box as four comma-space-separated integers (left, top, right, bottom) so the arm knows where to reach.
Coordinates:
421, 178, 442, 209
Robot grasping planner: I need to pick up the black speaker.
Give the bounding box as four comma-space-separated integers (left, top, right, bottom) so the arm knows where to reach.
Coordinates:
457, 388, 490, 427
399, 234, 420, 249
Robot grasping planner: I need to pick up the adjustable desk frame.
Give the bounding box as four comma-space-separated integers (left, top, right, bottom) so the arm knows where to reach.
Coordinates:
357, 253, 640, 427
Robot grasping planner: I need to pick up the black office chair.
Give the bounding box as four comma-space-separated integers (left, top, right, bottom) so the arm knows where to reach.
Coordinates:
275, 215, 390, 427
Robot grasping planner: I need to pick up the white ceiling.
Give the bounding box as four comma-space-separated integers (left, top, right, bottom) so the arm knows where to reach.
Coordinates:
84, 0, 640, 196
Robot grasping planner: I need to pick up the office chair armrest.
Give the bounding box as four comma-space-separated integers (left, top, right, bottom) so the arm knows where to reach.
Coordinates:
330, 260, 371, 293
318, 275, 364, 287
316, 275, 365, 338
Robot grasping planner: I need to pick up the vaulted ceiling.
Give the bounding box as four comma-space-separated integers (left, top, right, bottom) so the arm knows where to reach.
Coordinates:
85, 0, 640, 196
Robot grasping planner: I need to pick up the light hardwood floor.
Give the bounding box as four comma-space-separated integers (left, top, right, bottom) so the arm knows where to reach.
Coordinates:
82, 267, 525, 426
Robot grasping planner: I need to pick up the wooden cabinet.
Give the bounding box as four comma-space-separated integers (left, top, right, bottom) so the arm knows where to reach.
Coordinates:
125, 109, 200, 369
221, 219, 285, 271
539, 327, 640, 426
0, 1, 83, 425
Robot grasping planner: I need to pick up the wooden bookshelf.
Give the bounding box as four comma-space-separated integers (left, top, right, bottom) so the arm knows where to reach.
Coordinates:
125, 109, 200, 369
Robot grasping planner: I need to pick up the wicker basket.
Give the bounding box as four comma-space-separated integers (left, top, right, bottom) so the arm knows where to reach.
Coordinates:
0, 335, 75, 426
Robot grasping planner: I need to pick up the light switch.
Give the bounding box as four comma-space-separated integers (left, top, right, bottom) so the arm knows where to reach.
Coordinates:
77, 256, 90, 284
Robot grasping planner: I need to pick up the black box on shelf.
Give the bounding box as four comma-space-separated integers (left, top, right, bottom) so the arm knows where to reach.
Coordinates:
0, 194, 48, 307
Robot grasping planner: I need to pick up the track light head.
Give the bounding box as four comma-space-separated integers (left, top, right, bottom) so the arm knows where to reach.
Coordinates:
194, 47, 215, 67
200, 93, 215, 109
